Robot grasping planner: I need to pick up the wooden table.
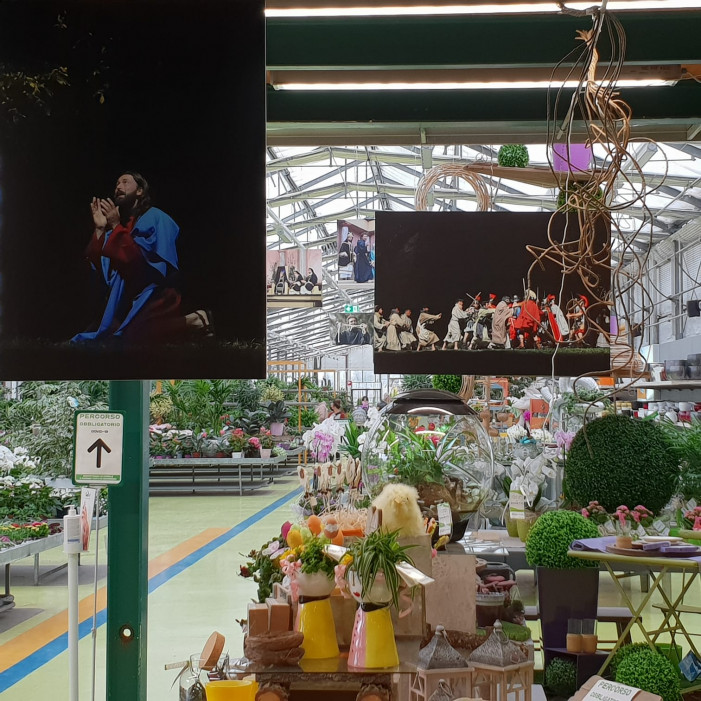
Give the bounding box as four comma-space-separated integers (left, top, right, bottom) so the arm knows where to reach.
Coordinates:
569, 544, 701, 692
234, 641, 419, 701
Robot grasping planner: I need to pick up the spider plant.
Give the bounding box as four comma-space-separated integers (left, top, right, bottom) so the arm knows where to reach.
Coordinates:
346, 529, 414, 609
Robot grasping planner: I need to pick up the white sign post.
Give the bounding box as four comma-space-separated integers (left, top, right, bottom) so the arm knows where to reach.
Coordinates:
73, 411, 124, 485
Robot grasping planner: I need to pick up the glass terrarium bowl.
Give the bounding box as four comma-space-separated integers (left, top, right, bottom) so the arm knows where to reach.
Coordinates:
361, 389, 494, 540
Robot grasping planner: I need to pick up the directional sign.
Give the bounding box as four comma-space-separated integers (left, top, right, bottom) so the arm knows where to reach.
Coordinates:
73, 411, 125, 485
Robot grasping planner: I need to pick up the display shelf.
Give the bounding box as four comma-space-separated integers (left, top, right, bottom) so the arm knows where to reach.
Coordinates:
631, 380, 701, 401
634, 380, 701, 390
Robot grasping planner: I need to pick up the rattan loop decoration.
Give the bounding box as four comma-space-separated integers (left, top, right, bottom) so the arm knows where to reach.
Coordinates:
415, 164, 491, 212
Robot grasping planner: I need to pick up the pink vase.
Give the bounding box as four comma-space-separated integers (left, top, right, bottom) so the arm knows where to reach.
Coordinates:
552, 143, 591, 174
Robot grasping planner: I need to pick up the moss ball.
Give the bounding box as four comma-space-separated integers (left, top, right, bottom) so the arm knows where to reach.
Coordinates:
563, 415, 679, 513
525, 510, 599, 569
545, 657, 578, 697
616, 648, 682, 701
497, 144, 529, 168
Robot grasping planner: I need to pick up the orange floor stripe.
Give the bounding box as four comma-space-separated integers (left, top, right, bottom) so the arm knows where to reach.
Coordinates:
0, 527, 227, 673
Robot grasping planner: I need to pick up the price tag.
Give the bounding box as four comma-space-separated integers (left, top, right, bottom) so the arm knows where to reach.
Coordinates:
437, 502, 452, 536
309, 496, 317, 507
583, 679, 640, 701
652, 519, 666, 534
509, 489, 525, 520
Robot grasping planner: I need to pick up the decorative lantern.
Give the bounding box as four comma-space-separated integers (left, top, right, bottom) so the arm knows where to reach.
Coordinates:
411, 626, 474, 700
468, 621, 534, 701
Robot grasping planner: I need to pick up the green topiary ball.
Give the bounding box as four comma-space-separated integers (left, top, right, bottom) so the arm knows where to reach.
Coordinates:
525, 510, 599, 569
616, 648, 682, 701
563, 415, 679, 513
431, 375, 462, 394
608, 643, 661, 679
545, 657, 578, 697
557, 183, 604, 210
498, 144, 529, 168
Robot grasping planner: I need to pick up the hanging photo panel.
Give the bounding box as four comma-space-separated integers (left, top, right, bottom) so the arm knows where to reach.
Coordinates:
266, 249, 323, 308
374, 211, 611, 376
0, 0, 266, 379
329, 313, 374, 346
337, 219, 375, 288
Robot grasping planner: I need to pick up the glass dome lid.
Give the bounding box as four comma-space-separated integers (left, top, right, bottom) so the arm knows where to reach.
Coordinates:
361, 389, 494, 523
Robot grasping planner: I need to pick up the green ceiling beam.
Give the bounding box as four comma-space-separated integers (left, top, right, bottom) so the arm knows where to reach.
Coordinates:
267, 83, 701, 124
267, 12, 701, 70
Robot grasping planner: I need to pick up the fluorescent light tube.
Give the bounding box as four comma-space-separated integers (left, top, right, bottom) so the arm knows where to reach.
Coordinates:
266, 1, 701, 17
275, 79, 675, 90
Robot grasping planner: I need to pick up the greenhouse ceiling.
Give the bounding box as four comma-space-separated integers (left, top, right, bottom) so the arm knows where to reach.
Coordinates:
265, 142, 701, 359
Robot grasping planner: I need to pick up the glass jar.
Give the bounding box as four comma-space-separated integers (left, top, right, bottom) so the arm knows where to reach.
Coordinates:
179, 654, 207, 701
361, 390, 494, 535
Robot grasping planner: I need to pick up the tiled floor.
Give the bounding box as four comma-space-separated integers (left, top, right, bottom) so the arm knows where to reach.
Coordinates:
1, 481, 700, 700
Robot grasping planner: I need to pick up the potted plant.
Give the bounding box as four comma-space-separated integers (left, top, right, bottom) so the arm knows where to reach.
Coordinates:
190, 431, 207, 458
214, 435, 230, 459
245, 435, 261, 458
228, 429, 248, 459
280, 535, 339, 659
504, 449, 557, 541
525, 510, 600, 667
149, 431, 165, 459
265, 400, 291, 436
237, 408, 268, 435
340, 529, 416, 669
260, 384, 285, 403
259, 428, 274, 459
611, 505, 654, 548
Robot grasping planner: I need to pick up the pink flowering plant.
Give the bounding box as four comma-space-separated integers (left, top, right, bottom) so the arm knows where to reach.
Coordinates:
581, 501, 609, 526
613, 505, 655, 535
258, 428, 274, 450
683, 506, 701, 531
228, 428, 248, 453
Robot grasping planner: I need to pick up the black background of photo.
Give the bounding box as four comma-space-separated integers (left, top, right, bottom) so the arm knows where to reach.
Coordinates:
374, 211, 611, 376
0, 0, 265, 379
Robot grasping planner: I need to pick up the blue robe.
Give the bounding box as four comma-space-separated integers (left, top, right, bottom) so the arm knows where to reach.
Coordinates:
72, 207, 180, 341
354, 239, 373, 283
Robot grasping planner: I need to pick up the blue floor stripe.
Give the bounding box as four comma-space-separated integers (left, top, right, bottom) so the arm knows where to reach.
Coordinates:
0, 487, 301, 694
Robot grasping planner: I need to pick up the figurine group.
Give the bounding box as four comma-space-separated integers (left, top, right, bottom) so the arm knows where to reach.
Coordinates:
374, 306, 444, 352
374, 292, 594, 352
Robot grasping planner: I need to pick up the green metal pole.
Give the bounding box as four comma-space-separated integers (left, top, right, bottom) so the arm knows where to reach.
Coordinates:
106, 380, 149, 700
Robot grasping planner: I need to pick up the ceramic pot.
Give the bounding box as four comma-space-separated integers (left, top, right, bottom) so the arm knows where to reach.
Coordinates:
270, 422, 285, 436
615, 535, 633, 549
346, 569, 393, 605
260, 448, 272, 459
296, 571, 335, 598
504, 511, 520, 538
517, 513, 539, 542
231, 451, 243, 459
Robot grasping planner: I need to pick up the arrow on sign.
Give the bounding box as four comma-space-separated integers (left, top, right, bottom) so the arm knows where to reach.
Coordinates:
87, 438, 111, 468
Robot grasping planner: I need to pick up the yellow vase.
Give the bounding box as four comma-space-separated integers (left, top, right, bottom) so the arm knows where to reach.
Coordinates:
296, 597, 340, 660
206, 679, 258, 700
348, 606, 399, 669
